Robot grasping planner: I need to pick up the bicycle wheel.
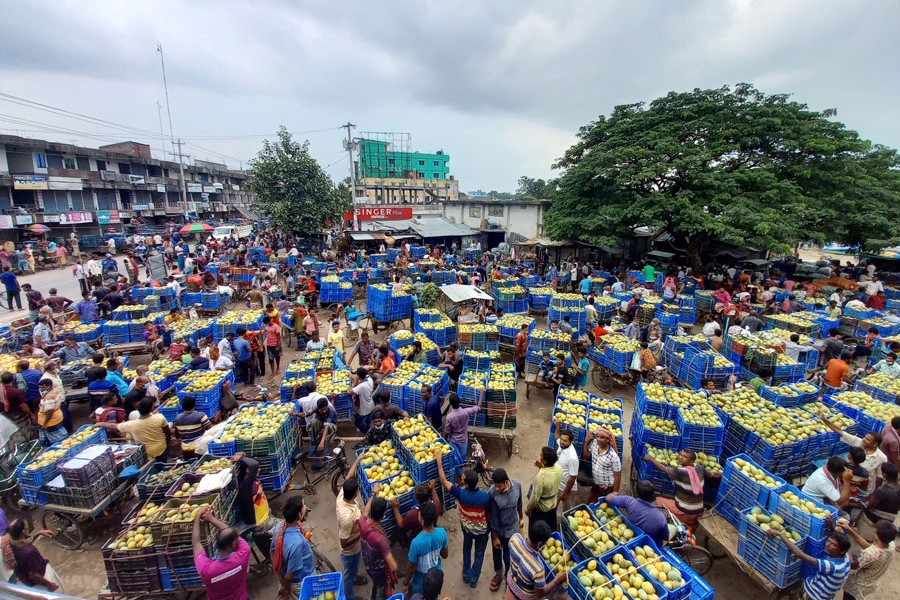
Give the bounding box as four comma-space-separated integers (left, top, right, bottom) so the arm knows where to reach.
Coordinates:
679, 545, 713, 576
0, 291, 8, 310
42, 511, 84, 550
331, 467, 347, 497
314, 548, 337, 574
479, 466, 495, 488
593, 365, 612, 393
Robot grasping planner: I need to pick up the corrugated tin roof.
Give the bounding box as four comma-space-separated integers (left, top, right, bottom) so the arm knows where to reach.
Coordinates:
411, 218, 477, 238
439, 284, 494, 303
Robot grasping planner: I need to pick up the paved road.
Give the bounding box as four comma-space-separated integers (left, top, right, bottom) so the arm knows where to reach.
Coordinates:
0, 256, 125, 326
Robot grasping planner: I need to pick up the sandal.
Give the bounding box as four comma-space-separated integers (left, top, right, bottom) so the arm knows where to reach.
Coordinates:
490, 573, 503, 592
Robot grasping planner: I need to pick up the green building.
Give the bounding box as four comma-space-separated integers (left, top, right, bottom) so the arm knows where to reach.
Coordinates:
357, 138, 450, 180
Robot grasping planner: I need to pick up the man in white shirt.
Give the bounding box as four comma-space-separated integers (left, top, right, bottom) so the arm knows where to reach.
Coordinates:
153, 234, 163, 247
292, 382, 329, 417
783, 334, 804, 362
552, 418, 580, 511
861, 277, 884, 297
167, 276, 182, 305
818, 414, 887, 495
85, 257, 102, 284
288, 247, 299, 257
802, 457, 853, 508
349, 368, 375, 433
107, 237, 116, 254
217, 332, 235, 362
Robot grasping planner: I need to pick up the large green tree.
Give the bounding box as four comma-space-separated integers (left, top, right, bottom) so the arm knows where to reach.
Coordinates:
516, 175, 555, 199
545, 83, 900, 269
248, 126, 350, 234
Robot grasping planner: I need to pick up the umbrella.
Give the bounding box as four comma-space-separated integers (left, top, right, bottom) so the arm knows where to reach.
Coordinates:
179, 222, 213, 234
25, 224, 51, 234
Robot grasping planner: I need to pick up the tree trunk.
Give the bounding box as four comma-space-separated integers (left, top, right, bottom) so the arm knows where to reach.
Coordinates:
685, 240, 703, 273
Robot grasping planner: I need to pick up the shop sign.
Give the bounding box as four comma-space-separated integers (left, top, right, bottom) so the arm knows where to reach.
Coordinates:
132, 204, 150, 211
186, 183, 203, 193
202, 186, 216, 193
59, 211, 93, 225
343, 206, 413, 221
15, 215, 33, 225
13, 174, 48, 189
48, 176, 84, 191
156, 184, 166, 193
97, 210, 121, 224
43, 215, 61, 223
0, 216, 14, 229
100, 170, 118, 181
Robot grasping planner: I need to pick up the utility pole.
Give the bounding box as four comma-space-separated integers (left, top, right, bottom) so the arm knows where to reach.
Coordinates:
155, 100, 166, 158
157, 44, 188, 219
343, 122, 357, 231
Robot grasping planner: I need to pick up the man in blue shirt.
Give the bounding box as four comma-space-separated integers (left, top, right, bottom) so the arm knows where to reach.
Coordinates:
271, 495, 315, 600
579, 276, 592, 296
309, 397, 337, 454
422, 384, 442, 432
573, 348, 590, 390
606, 484, 670, 547
404, 502, 448, 595
187, 347, 210, 370
15, 360, 42, 409
0, 267, 21, 310
233, 327, 253, 385
54, 335, 93, 364
73, 293, 100, 323
105, 359, 130, 396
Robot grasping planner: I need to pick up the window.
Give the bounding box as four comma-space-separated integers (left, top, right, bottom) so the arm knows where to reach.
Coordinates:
118, 163, 131, 175
418, 160, 425, 166
96, 160, 106, 171
433, 160, 440, 167
76, 156, 89, 170
417, 171, 425, 178
63, 157, 76, 169
388, 158, 395, 165
432, 173, 440, 179
469, 206, 482, 218
388, 171, 396, 177
488, 206, 504, 217
164, 168, 170, 178
35, 153, 46, 168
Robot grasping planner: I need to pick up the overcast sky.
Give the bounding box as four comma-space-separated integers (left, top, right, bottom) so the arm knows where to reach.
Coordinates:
1, 0, 897, 192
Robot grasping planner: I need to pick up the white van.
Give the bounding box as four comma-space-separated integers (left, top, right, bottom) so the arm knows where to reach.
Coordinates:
212, 224, 253, 240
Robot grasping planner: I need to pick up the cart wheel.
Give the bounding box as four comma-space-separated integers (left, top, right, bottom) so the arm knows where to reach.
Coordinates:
700, 532, 728, 559
593, 366, 612, 393
43, 511, 85, 550
2, 487, 22, 514
679, 545, 713, 576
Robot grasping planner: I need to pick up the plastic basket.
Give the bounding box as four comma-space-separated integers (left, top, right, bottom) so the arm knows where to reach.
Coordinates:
299, 572, 345, 600
767, 484, 837, 539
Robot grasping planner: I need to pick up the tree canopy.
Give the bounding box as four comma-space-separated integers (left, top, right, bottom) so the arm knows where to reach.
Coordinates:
248, 127, 350, 235
516, 176, 555, 199
545, 83, 900, 268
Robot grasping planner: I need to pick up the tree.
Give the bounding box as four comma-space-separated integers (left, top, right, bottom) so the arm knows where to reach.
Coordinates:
516, 176, 554, 199
247, 126, 350, 235
545, 84, 900, 270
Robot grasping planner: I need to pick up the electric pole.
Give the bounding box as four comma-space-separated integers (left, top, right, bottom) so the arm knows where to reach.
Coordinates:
157, 44, 189, 219
343, 122, 357, 231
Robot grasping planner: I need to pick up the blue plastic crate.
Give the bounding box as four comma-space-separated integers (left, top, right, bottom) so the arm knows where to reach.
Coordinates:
300, 572, 345, 600
207, 437, 237, 457
767, 484, 837, 539
676, 412, 725, 455
160, 566, 203, 591
20, 486, 47, 505
259, 462, 291, 492
55, 424, 108, 454
632, 415, 680, 450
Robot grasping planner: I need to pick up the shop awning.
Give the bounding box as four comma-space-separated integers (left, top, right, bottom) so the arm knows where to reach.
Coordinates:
346, 231, 386, 242
439, 284, 494, 303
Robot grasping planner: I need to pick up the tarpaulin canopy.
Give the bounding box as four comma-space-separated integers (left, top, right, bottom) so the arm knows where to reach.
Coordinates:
439, 284, 494, 303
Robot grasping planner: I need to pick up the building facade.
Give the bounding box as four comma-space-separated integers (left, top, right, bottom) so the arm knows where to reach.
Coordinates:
354, 138, 458, 205
0, 135, 255, 242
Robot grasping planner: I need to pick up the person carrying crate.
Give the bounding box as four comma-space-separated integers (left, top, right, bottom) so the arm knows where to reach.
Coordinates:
643, 448, 722, 533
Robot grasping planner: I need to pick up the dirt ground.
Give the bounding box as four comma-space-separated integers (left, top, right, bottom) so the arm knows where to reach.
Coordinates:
22, 309, 900, 600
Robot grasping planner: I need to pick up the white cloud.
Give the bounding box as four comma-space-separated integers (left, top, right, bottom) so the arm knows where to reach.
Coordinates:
0, 0, 897, 191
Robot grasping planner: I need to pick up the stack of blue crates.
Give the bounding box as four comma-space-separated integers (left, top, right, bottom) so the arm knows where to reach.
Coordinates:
737, 506, 806, 588
366, 285, 412, 322
714, 454, 785, 528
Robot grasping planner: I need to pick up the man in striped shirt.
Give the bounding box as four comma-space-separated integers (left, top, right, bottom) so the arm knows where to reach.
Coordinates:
644, 448, 721, 533
766, 529, 851, 600
506, 520, 567, 600
173, 396, 212, 459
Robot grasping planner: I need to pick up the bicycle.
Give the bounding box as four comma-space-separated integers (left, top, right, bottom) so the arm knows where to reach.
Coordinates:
289, 421, 351, 497
658, 505, 713, 576
457, 434, 494, 487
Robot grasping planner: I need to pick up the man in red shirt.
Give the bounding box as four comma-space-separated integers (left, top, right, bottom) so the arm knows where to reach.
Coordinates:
360, 486, 400, 598
264, 316, 282, 375
867, 291, 887, 310
514, 324, 529, 378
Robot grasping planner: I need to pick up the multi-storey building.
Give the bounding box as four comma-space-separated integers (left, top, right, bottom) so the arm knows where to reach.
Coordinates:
354, 137, 458, 205
0, 135, 255, 242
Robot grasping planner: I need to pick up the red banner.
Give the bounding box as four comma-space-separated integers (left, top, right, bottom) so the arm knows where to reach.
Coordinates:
344, 207, 413, 221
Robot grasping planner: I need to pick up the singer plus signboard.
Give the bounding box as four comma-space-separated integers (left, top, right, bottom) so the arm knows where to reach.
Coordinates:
344, 207, 413, 221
